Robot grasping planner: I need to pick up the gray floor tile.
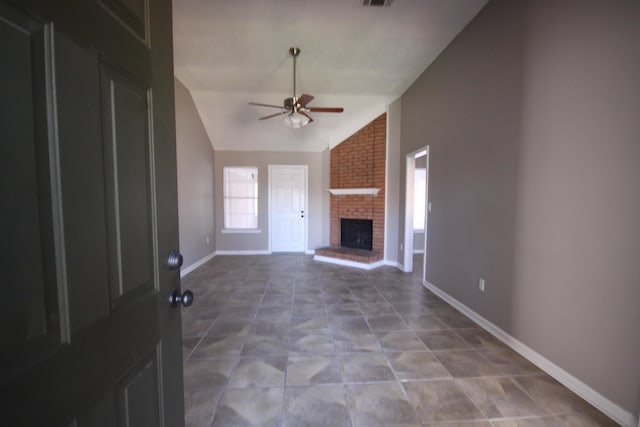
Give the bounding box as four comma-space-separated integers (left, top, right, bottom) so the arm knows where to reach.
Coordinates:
289, 332, 335, 355
366, 314, 409, 331
227, 357, 286, 388
184, 387, 222, 427
290, 315, 331, 334
333, 331, 381, 353
190, 335, 246, 358
286, 355, 343, 385
211, 387, 283, 427
375, 330, 428, 352
344, 382, 420, 426
387, 351, 451, 380
436, 312, 478, 329
417, 330, 472, 351
207, 319, 252, 337
329, 315, 371, 333
241, 334, 289, 357
433, 350, 501, 378
183, 358, 238, 390
403, 379, 486, 423
340, 353, 395, 383
182, 317, 216, 337
456, 328, 505, 349
182, 255, 618, 427
402, 314, 448, 330
457, 377, 548, 418
514, 374, 614, 421
479, 346, 542, 375
283, 385, 352, 427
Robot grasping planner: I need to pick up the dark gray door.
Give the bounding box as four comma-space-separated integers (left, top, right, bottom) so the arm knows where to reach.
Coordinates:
1, 0, 184, 425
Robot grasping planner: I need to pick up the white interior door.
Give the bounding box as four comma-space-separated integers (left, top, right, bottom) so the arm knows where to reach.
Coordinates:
270, 165, 307, 252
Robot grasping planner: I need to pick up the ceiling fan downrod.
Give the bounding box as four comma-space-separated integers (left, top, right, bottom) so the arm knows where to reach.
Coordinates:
290, 47, 300, 110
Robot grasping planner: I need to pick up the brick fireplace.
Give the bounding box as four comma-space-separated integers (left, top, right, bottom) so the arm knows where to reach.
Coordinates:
316, 114, 386, 265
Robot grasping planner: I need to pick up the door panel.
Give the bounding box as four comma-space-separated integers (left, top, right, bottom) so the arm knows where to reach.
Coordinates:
270, 166, 307, 252
101, 66, 154, 304
116, 351, 160, 427
99, 0, 148, 43
0, 4, 62, 379
55, 29, 110, 335
0, 0, 184, 425
1, 10, 48, 350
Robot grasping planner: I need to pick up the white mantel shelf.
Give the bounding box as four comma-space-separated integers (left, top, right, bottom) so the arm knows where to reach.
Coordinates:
326, 188, 380, 196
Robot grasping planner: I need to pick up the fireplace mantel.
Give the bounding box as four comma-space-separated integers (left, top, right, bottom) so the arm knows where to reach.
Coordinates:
326, 188, 380, 196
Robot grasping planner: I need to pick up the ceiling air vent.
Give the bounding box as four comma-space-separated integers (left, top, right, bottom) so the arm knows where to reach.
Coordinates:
362, 0, 393, 6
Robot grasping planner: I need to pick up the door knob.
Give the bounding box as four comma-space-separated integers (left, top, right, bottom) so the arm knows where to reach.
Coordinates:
167, 250, 183, 270
169, 289, 194, 307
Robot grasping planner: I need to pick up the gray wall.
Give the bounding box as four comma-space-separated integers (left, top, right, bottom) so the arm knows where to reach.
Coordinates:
214, 150, 328, 252
174, 78, 216, 268
385, 98, 402, 264
400, 0, 640, 416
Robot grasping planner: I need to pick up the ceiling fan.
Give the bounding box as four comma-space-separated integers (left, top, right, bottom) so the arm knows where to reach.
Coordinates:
249, 47, 344, 128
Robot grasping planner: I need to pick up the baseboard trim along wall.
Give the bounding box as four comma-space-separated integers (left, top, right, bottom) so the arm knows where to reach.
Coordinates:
214, 250, 272, 256
180, 252, 216, 278
384, 260, 402, 269
423, 280, 637, 427
313, 255, 385, 271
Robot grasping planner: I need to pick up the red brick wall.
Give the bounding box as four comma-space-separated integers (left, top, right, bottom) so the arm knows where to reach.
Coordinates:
330, 114, 386, 252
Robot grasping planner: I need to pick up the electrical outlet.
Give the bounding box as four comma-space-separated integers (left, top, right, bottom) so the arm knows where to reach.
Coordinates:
478, 278, 485, 292
206, 236, 210, 245
400, 243, 403, 251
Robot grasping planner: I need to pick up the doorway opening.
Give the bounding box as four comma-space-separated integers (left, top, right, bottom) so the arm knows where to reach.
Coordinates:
403, 146, 429, 283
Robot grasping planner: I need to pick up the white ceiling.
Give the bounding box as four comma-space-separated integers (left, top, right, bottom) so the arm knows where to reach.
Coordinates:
173, 0, 488, 152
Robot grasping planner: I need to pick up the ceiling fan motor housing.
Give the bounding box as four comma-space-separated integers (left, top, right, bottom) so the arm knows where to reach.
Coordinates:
284, 97, 296, 110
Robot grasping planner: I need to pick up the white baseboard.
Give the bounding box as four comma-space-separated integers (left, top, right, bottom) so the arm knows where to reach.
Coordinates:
214, 250, 271, 256
423, 280, 636, 427
384, 260, 402, 269
313, 255, 385, 270
180, 252, 216, 278
397, 263, 408, 272
305, 249, 315, 255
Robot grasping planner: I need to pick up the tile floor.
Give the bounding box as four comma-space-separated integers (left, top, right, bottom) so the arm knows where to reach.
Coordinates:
181, 255, 617, 427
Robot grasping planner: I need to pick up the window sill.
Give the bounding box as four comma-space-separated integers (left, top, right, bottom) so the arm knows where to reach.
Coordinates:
221, 229, 261, 234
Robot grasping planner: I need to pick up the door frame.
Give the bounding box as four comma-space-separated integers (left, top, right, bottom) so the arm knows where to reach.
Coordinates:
268, 164, 309, 253
403, 146, 429, 281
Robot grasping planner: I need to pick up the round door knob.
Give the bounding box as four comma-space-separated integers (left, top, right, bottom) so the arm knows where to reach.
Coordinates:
169, 289, 194, 307
167, 250, 183, 270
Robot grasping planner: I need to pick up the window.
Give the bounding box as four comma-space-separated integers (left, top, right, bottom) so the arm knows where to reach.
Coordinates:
413, 168, 426, 230
223, 167, 258, 230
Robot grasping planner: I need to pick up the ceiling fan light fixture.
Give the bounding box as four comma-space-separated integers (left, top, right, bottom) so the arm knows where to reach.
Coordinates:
283, 111, 310, 129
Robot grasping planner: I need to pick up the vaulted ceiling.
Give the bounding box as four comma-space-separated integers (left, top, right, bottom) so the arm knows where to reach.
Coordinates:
173, 0, 488, 152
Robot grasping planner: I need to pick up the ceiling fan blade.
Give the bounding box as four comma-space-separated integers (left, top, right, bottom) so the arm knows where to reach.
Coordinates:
249, 102, 286, 109
300, 111, 314, 123
298, 94, 314, 107
259, 111, 288, 120
308, 107, 344, 113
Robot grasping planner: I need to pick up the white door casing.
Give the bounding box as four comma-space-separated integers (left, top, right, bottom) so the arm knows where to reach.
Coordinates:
269, 165, 308, 252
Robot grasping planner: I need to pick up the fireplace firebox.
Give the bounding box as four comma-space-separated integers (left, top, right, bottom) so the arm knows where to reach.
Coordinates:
341, 218, 373, 251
